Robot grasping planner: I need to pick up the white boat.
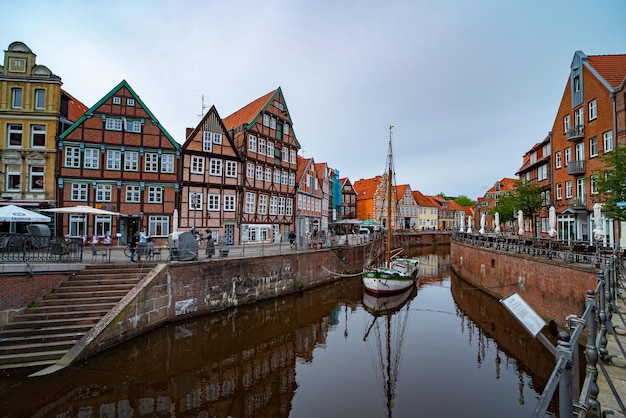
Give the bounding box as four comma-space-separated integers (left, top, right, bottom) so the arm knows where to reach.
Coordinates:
363, 126, 419, 294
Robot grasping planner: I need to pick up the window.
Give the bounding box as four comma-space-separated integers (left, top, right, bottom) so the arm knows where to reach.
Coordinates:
281, 171, 288, 185
224, 195, 236, 211
245, 192, 256, 214
6, 166, 21, 191
203, 131, 212, 152
127, 98, 135, 106
246, 163, 255, 179
588, 99, 597, 121
144, 152, 159, 172
575, 142, 584, 161
259, 138, 266, 155
574, 107, 584, 128
258, 194, 268, 215
225, 160, 237, 178
274, 169, 281, 184
106, 150, 122, 170
603, 131, 613, 152
34, 89, 45, 110
65, 146, 81, 167
555, 151, 562, 169
537, 165, 547, 181
69, 215, 86, 237
30, 166, 44, 191
71, 183, 88, 201
105, 118, 123, 131
263, 114, 270, 126
125, 120, 141, 133
207, 194, 220, 211
574, 76, 580, 92
285, 124, 290, 136
84, 148, 100, 169
148, 186, 163, 203
290, 150, 296, 164
112, 97, 121, 104
278, 197, 285, 215
148, 216, 169, 237
591, 175, 599, 194
213, 132, 222, 144
189, 193, 202, 210
270, 117, 276, 129
126, 185, 141, 202
564, 115, 570, 133
289, 173, 295, 186
565, 181, 572, 198
248, 135, 257, 152
282, 147, 288, 162
8, 124, 23, 147
286, 198, 293, 216
191, 156, 205, 174
161, 154, 174, 173
11, 87, 22, 108
589, 137, 598, 158
31, 124, 46, 147
96, 184, 112, 202
265, 167, 272, 182
94, 216, 112, 238
565, 148, 571, 166
576, 178, 585, 200
267, 141, 274, 157
256, 165, 263, 180
269, 196, 278, 215
210, 158, 222, 176
124, 151, 139, 171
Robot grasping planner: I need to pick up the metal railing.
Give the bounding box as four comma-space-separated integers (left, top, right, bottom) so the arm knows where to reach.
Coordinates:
533, 255, 626, 417
0, 233, 84, 263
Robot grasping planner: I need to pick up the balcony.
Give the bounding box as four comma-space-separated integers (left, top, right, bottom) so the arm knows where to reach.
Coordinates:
567, 197, 587, 211
566, 124, 584, 141
567, 160, 586, 175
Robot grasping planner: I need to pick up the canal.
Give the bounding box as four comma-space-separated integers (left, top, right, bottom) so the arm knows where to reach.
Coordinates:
0, 246, 557, 417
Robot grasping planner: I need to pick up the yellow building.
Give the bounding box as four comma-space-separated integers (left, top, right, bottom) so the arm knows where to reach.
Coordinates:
0, 42, 73, 232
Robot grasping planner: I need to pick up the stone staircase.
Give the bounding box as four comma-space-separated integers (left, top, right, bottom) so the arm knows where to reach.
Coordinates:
0, 262, 156, 370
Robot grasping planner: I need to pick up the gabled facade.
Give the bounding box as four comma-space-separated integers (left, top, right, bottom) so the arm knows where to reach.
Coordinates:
551, 51, 626, 245
479, 177, 516, 234
515, 134, 552, 237
340, 177, 357, 221
313, 161, 330, 235
181, 105, 242, 244
222, 88, 299, 243
428, 195, 455, 230
58, 80, 180, 243
295, 155, 323, 243
412, 189, 438, 230
326, 166, 342, 226
353, 174, 396, 229
395, 184, 418, 229
0, 41, 77, 232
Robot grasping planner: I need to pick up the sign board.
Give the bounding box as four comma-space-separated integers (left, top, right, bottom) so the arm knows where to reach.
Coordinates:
500, 293, 546, 338
617, 202, 626, 207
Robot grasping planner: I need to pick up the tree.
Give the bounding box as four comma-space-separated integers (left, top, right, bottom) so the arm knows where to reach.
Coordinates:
455, 195, 476, 207
488, 181, 545, 223
490, 193, 517, 224
596, 146, 626, 222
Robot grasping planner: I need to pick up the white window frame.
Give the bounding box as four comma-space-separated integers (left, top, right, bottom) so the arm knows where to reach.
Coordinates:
286, 198, 293, 216
144, 152, 159, 172
29, 166, 44, 191
124, 151, 139, 171
555, 151, 561, 169
11, 87, 22, 108
565, 148, 571, 166
565, 181, 573, 199
588, 99, 597, 121
148, 186, 163, 204
290, 150, 296, 164
589, 137, 598, 158
256, 165, 263, 180
105, 118, 123, 131
96, 184, 113, 202
269, 196, 278, 215
34, 88, 45, 110
191, 156, 205, 174
125, 120, 142, 133
161, 154, 175, 173
126, 185, 141, 203
603, 131, 613, 152
259, 138, 266, 155
65, 146, 81, 168
282, 147, 288, 162
213, 132, 222, 144
112, 96, 121, 104
258, 194, 268, 215
575, 142, 584, 161
31, 124, 46, 147
245, 192, 256, 214
224, 195, 236, 211
246, 163, 255, 179
6, 166, 21, 192
210, 158, 222, 176
564, 115, 570, 133
148, 215, 169, 237
84, 148, 100, 169
591, 175, 599, 195
265, 167, 272, 182
267, 141, 274, 157
106, 150, 121, 170
225, 160, 237, 178
8, 123, 23, 147
207, 194, 220, 211
248, 135, 257, 152
203, 131, 212, 152
127, 98, 135, 106
189, 192, 202, 211
71, 183, 88, 201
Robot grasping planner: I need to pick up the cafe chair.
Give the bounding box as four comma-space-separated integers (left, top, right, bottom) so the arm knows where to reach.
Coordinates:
91, 243, 108, 263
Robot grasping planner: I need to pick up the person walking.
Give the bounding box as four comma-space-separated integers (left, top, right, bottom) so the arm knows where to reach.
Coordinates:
289, 231, 296, 249
139, 228, 149, 243
130, 230, 140, 262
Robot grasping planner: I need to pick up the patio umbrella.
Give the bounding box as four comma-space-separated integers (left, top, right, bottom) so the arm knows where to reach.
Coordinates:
479, 212, 486, 235
466, 216, 472, 234
0, 204, 51, 223
517, 210, 524, 236
548, 206, 557, 238
173, 208, 179, 234
42, 205, 121, 216
593, 203, 604, 241
494, 212, 501, 234
460, 212, 465, 232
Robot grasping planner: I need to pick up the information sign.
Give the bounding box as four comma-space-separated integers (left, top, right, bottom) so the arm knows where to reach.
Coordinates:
500, 292, 546, 337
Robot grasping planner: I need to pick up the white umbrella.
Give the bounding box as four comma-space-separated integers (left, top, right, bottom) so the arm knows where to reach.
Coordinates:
479, 212, 486, 235
0, 204, 51, 223
466, 216, 472, 234
42, 205, 121, 216
548, 206, 557, 238
460, 212, 465, 232
173, 208, 179, 234
517, 210, 524, 236
593, 203, 604, 241
494, 212, 501, 234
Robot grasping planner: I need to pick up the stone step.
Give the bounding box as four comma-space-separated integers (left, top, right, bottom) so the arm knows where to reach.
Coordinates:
0, 339, 76, 356
0, 349, 68, 367
0, 331, 86, 346
24, 302, 116, 314
1, 316, 100, 330
37, 295, 125, 306
12, 309, 109, 322
60, 277, 142, 286
42, 289, 129, 299
52, 283, 136, 292
0, 324, 93, 338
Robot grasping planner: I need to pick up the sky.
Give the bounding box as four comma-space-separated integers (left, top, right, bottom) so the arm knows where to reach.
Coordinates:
2, 0, 626, 200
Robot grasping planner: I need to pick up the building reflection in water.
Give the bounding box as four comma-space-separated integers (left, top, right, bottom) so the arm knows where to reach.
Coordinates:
0, 246, 557, 417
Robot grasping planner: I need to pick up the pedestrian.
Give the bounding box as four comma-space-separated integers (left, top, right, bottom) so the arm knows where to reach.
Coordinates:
206, 234, 215, 257
139, 227, 149, 243
289, 231, 296, 248
130, 230, 140, 262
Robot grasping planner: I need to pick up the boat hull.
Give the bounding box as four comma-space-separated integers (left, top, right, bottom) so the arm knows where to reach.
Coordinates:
362, 267, 416, 294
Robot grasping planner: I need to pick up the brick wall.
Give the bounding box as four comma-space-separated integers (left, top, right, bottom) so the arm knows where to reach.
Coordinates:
0, 274, 68, 326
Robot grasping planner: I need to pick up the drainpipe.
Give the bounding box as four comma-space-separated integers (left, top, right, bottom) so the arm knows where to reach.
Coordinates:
611, 91, 621, 250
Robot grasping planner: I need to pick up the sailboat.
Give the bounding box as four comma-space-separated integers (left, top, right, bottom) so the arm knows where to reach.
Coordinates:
362, 284, 416, 417
362, 126, 419, 294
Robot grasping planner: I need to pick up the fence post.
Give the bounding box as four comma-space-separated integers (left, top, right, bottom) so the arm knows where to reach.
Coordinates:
584, 289, 601, 417
557, 331, 574, 418
597, 271, 609, 362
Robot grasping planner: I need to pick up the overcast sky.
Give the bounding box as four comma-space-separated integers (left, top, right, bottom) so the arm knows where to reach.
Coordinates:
2, 0, 625, 199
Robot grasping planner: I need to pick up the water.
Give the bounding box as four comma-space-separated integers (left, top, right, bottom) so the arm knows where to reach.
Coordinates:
0, 247, 556, 417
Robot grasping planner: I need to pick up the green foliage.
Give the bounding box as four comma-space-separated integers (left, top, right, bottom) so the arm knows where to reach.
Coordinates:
595, 147, 626, 221
295, 280, 304, 290
490, 193, 517, 224
454, 195, 476, 207
27, 301, 38, 308
488, 180, 546, 222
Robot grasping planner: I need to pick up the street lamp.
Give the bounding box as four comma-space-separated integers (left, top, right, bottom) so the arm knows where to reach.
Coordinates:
191, 193, 199, 232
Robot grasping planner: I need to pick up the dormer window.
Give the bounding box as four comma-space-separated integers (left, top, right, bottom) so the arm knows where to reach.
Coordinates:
112, 97, 121, 104
127, 98, 135, 106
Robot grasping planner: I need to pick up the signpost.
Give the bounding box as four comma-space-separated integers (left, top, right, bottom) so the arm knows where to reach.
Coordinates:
500, 292, 555, 355
616, 202, 626, 207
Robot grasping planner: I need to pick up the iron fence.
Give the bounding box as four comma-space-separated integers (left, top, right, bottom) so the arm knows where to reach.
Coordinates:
0, 233, 84, 263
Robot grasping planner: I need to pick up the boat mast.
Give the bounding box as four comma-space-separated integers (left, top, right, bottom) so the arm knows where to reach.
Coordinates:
386, 125, 394, 267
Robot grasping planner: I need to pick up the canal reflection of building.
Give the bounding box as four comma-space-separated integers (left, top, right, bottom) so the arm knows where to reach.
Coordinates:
449, 271, 558, 410
1, 277, 363, 418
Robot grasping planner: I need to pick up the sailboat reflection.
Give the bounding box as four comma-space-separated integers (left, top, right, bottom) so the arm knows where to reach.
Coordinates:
362, 283, 417, 418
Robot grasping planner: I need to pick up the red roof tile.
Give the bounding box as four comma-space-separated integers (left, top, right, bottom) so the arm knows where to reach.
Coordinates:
223, 90, 275, 131
588, 54, 626, 88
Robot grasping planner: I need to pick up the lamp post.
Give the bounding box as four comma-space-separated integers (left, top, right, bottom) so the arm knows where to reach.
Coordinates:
191, 193, 198, 232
